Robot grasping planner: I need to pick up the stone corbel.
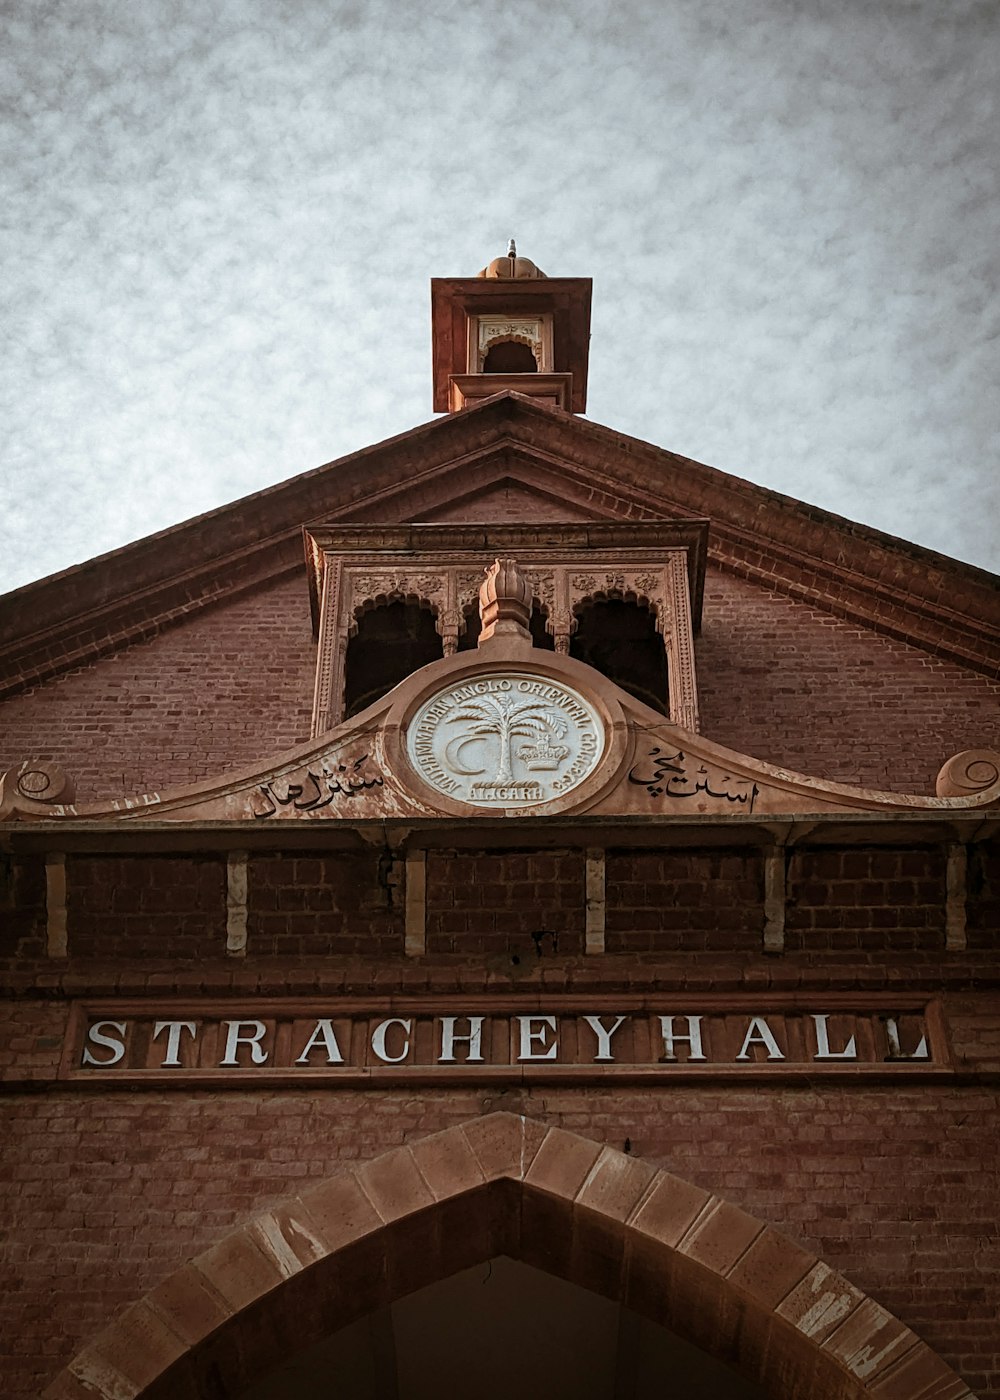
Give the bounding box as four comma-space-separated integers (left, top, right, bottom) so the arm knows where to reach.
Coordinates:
226, 851, 249, 956
404, 849, 426, 957
46, 852, 68, 958
585, 848, 606, 954
944, 843, 967, 952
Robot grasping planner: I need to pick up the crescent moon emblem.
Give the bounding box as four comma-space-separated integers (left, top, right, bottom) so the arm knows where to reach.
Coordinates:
444, 734, 488, 775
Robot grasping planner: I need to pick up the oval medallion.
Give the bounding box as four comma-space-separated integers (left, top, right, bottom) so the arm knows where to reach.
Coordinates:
406, 673, 606, 808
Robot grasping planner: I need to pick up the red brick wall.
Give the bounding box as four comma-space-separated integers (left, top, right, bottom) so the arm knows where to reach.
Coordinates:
2, 566, 998, 806
968, 846, 1000, 952
247, 853, 402, 957
1, 1081, 997, 1397
0, 575, 315, 802
606, 850, 760, 954
1, 855, 46, 960
425, 850, 585, 957
67, 857, 226, 960
784, 847, 946, 953
697, 569, 1000, 793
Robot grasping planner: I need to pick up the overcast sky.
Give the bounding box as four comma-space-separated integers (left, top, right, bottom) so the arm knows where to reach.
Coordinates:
2, 0, 998, 596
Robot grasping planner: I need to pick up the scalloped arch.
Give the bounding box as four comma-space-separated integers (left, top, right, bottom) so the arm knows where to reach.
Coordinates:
45, 1114, 972, 1400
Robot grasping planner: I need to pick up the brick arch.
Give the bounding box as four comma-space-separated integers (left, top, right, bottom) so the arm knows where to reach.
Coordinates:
44, 1113, 971, 1400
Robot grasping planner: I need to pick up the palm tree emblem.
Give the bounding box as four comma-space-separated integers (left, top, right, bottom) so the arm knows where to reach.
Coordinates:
447, 693, 569, 785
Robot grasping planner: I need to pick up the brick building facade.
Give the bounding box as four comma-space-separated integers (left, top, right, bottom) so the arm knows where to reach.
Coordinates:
2, 249, 999, 1398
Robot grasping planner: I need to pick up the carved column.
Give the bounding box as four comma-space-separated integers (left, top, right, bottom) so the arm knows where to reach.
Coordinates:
437, 569, 462, 656
311, 558, 344, 737
666, 552, 700, 732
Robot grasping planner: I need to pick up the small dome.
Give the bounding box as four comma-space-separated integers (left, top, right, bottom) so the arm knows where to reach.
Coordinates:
477, 239, 546, 280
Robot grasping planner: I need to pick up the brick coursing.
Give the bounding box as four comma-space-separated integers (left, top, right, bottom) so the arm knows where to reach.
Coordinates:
2, 565, 998, 804
0, 1085, 997, 1397
1, 399, 998, 1395
605, 850, 760, 953
247, 852, 402, 957
425, 850, 585, 956
697, 570, 1000, 793
1, 845, 995, 971
0, 574, 315, 803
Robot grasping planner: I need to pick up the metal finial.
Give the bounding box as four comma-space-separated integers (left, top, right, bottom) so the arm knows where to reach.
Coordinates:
507, 238, 517, 259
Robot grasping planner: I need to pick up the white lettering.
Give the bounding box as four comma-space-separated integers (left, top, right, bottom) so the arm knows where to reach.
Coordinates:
659, 1015, 706, 1061
736, 1016, 785, 1061
439, 1016, 484, 1063
295, 1019, 345, 1065
82, 1020, 127, 1067
811, 1014, 857, 1060
583, 1014, 627, 1062
371, 1017, 412, 1064
517, 1015, 558, 1061
883, 1016, 929, 1060
153, 1020, 196, 1067
220, 1020, 269, 1066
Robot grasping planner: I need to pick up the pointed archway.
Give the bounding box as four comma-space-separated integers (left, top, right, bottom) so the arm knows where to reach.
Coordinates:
44, 1114, 972, 1400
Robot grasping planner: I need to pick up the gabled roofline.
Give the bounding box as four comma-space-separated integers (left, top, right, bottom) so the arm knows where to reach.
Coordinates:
1, 392, 997, 697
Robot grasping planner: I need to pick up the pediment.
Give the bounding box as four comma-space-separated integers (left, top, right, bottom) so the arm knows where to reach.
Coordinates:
3, 642, 998, 829
407, 475, 608, 524
2, 392, 998, 698
329, 431, 690, 530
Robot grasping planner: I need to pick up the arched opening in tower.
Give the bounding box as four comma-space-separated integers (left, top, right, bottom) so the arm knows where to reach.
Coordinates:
344, 601, 443, 717
482, 340, 538, 374
570, 599, 669, 714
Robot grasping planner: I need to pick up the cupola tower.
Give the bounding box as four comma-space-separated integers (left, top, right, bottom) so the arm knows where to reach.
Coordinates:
430, 240, 592, 413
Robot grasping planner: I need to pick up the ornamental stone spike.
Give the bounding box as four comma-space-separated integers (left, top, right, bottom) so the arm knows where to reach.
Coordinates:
478, 557, 533, 644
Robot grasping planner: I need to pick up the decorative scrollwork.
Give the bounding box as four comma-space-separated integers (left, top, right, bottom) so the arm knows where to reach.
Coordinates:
353, 573, 399, 597
411, 574, 445, 596
455, 570, 485, 600
524, 570, 555, 607
935, 750, 1000, 800
0, 761, 76, 820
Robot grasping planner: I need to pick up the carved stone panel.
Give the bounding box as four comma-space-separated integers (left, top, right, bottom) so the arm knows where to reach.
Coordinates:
307, 528, 706, 737
406, 673, 605, 808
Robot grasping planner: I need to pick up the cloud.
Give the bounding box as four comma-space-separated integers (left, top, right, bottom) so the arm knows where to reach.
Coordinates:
1, 0, 997, 593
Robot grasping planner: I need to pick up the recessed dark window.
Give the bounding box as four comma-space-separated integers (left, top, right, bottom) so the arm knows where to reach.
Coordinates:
483, 340, 537, 374
344, 602, 443, 717
570, 599, 668, 714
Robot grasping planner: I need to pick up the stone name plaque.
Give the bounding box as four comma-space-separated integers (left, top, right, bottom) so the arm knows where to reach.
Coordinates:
61, 999, 949, 1085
